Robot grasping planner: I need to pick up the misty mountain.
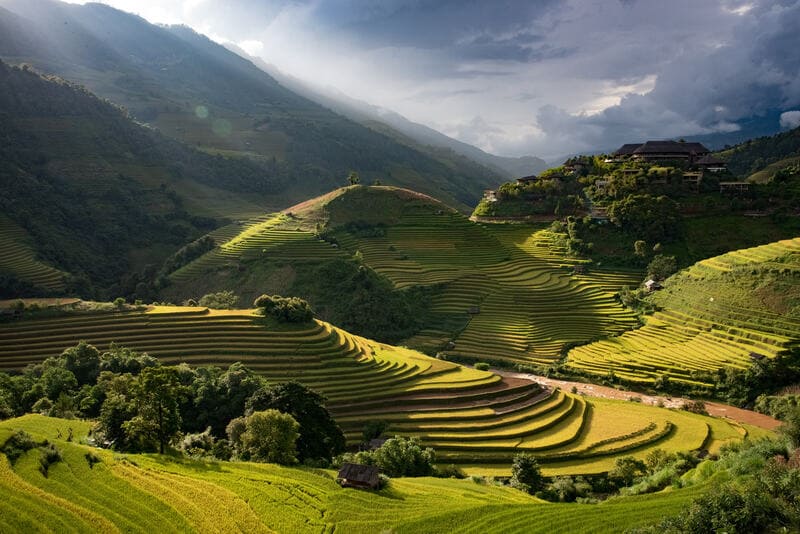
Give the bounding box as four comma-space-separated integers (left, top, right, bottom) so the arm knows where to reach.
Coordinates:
235, 48, 547, 179
0, 0, 503, 210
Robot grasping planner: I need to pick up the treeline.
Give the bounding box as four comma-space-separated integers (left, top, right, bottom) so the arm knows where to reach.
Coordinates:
721, 125, 800, 176
0, 342, 345, 464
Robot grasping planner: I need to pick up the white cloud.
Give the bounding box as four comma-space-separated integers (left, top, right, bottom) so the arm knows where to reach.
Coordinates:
780, 110, 800, 129
237, 39, 264, 56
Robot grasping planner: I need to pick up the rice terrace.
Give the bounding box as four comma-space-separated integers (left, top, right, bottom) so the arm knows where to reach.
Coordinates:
2, 0, 800, 532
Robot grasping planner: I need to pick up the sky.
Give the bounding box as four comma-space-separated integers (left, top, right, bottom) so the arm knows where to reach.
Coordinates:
65, 0, 800, 159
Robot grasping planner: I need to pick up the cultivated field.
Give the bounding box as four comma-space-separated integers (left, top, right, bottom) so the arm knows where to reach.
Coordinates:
0, 414, 715, 534
567, 238, 800, 385
0, 306, 766, 474
171, 186, 641, 366
0, 217, 66, 293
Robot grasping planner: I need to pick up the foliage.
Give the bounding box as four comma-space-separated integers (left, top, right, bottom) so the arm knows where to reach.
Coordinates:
609, 456, 647, 487
474, 362, 491, 371
123, 366, 185, 453
198, 290, 239, 310
371, 436, 436, 477
1, 430, 38, 464
646, 255, 677, 280
236, 409, 300, 465
362, 420, 389, 442
180, 427, 216, 457
607, 194, 682, 243
254, 294, 314, 323
245, 381, 345, 461
510, 453, 544, 494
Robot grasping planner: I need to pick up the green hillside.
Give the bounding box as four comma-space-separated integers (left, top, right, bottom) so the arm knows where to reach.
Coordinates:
0, 414, 726, 534
0, 59, 283, 298
0, 0, 502, 210
162, 186, 642, 364
0, 305, 766, 474
567, 237, 800, 387
716, 126, 800, 178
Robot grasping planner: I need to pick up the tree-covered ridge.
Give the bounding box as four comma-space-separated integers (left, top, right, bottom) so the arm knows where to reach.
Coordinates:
717, 125, 800, 177
0, 0, 503, 210
0, 59, 284, 298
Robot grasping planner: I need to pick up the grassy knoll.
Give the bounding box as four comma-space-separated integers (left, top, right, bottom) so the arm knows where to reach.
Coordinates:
567, 237, 800, 386
0, 306, 762, 474
168, 186, 641, 364
0, 414, 722, 534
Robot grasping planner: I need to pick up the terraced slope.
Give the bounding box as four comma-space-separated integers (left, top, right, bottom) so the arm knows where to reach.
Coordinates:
0, 217, 66, 292
0, 307, 765, 474
173, 186, 640, 365
0, 414, 714, 534
568, 238, 800, 385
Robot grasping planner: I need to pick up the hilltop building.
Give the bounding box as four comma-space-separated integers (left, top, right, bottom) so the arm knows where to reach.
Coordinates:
694, 155, 727, 172
516, 175, 538, 185
611, 140, 711, 164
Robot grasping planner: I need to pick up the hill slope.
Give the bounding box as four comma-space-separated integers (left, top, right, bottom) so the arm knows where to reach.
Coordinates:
0, 414, 723, 534
0, 0, 502, 210
0, 305, 765, 474
567, 238, 800, 386
161, 186, 642, 362
0, 60, 285, 297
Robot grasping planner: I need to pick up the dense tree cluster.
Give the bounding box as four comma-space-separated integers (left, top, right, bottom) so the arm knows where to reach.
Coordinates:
607, 194, 682, 243
336, 436, 436, 477
254, 294, 314, 323
0, 342, 344, 463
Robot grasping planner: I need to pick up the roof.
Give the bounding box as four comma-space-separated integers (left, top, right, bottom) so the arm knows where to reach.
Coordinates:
614, 143, 642, 156
632, 140, 709, 155
695, 155, 726, 165
338, 463, 380, 485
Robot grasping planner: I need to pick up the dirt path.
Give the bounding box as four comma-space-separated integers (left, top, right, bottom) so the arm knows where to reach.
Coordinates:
495, 370, 782, 431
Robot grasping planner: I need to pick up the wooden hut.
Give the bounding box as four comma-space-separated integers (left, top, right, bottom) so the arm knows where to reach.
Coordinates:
337, 463, 380, 490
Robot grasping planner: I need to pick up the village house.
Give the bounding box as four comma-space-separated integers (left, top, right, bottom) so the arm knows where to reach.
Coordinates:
612, 140, 711, 164
694, 155, 727, 172
337, 463, 381, 490
516, 175, 538, 185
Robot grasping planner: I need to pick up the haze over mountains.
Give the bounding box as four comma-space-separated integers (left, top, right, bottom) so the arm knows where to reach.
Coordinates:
0, 0, 512, 210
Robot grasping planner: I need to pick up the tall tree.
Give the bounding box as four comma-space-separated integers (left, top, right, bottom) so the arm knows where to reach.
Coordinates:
245, 381, 345, 461
126, 366, 184, 454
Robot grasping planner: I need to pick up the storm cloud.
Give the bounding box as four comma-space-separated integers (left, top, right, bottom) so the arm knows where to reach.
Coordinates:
65, 0, 800, 159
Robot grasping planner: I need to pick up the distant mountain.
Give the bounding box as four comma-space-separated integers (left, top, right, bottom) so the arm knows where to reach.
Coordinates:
236, 49, 547, 179
715, 125, 800, 179
0, 0, 502, 210
0, 59, 277, 298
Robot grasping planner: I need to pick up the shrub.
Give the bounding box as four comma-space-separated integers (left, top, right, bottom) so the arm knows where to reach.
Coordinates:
253, 294, 314, 323
238, 409, 300, 465
681, 400, 708, 415
2, 430, 38, 463
39, 443, 62, 477
85, 451, 101, 469
371, 436, 435, 477
474, 362, 491, 371
435, 464, 465, 479
198, 291, 239, 310
510, 453, 543, 494
362, 420, 389, 442
180, 427, 216, 457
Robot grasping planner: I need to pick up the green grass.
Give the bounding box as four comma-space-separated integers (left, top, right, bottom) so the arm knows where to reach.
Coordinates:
0, 414, 719, 534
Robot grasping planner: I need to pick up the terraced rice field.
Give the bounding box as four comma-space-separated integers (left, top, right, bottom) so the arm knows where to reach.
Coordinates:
0, 307, 762, 474
170, 187, 640, 366
333, 208, 640, 365
568, 238, 800, 385
169, 213, 344, 283
0, 414, 710, 534
0, 217, 66, 292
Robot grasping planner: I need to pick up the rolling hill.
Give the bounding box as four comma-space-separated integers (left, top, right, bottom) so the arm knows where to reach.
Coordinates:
567, 237, 800, 386
0, 0, 503, 210
160, 186, 643, 363
0, 305, 767, 475
0, 413, 724, 534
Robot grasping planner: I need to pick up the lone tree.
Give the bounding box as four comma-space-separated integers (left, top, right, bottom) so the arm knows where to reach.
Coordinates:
236, 409, 300, 465
124, 366, 184, 454
510, 453, 543, 494
246, 381, 345, 462
647, 254, 678, 281
347, 171, 361, 185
